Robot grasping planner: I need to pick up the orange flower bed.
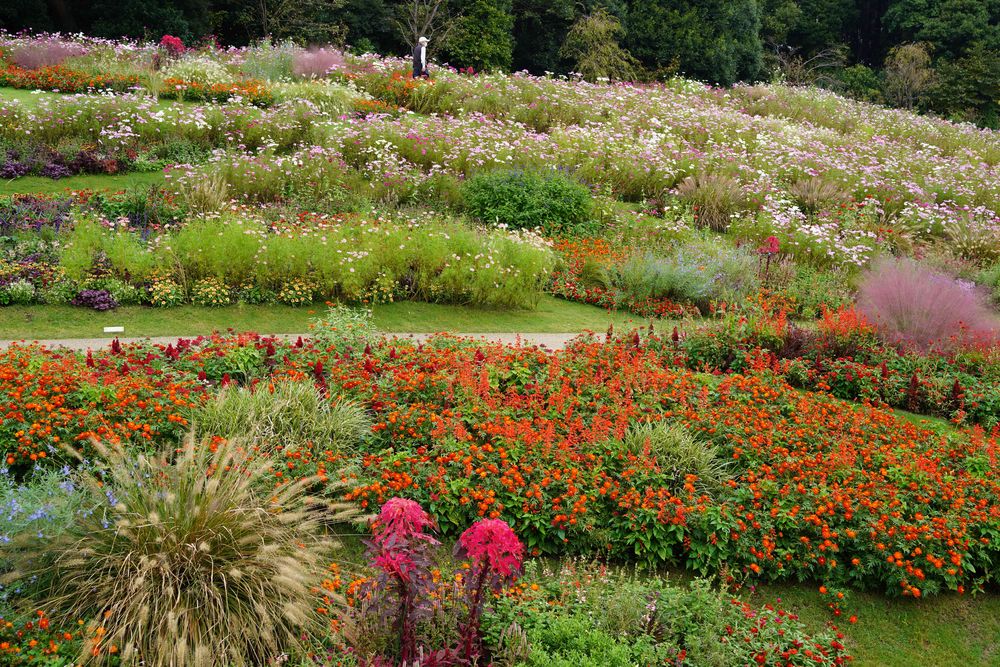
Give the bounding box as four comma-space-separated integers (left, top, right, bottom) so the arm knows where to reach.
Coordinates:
1, 331, 998, 603
0, 64, 137, 93
158, 78, 274, 106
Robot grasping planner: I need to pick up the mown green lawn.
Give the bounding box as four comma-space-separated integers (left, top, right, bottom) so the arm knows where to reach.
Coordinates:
749, 582, 1000, 666
0, 170, 166, 196
0, 297, 659, 340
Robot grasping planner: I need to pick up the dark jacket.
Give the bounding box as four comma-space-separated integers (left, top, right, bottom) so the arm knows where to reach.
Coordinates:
412, 44, 428, 77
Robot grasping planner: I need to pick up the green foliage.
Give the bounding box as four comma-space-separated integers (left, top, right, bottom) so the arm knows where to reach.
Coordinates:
444, 0, 515, 71
837, 63, 883, 103
0, 279, 36, 306
2, 435, 356, 667
787, 264, 853, 319
463, 169, 593, 235
927, 43, 1000, 128
883, 42, 935, 110
976, 260, 1000, 307
624, 0, 764, 85
310, 303, 380, 353
196, 379, 369, 454
483, 562, 850, 666
559, 8, 640, 82
241, 39, 298, 82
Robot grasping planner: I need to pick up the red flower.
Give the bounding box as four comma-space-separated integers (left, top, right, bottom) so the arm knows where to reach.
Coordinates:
458, 518, 524, 576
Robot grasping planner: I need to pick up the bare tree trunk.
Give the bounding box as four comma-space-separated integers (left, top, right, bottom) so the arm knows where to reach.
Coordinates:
395, 0, 455, 48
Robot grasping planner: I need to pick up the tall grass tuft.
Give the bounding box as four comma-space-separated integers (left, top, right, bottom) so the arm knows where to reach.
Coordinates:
857, 257, 999, 351
2, 436, 356, 667
675, 173, 747, 232
619, 421, 731, 495
196, 379, 370, 453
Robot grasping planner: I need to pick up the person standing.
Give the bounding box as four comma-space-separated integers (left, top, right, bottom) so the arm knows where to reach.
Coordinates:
412, 36, 429, 78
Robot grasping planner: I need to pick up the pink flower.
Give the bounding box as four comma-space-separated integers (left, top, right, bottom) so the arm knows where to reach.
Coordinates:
374, 497, 437, 544
458, 519, 524, 577
758, 236, 780, 255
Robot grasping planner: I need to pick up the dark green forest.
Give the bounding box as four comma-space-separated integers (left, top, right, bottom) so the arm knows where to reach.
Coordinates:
3, 0, 998, 125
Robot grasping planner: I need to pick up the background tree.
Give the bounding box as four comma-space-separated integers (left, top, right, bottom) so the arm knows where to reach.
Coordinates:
882, 42, 935, 109
559, 8, 640, 82
623, 0, 764, 85
336, 0, 401, 54
396, 0, 456, 48
236, 0, 346, 43
511, 0, 578, 73
444, 0, 515, 71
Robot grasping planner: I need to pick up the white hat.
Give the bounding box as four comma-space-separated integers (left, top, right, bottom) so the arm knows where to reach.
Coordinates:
418, 36, 429, 43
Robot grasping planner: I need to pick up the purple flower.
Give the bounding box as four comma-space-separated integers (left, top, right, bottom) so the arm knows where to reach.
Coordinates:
72, 289, 119, 311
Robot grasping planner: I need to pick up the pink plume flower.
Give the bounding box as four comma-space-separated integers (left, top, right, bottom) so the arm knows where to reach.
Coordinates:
758, 236, 780, 255
458, 519, 524, 577
374, 497, 437, 544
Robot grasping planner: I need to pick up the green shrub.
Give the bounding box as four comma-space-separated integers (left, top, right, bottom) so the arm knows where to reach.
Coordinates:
162, 55, 233, 85
196, 380, 369, 454
2, 436, 356, 667
84, 277, 143, 306
311, 304, 380, 354
39, 279, 80, 305
241, 39, 298, 82
463, 170, 594, 235
483, 563, 850, 667
272, 82, 356, 115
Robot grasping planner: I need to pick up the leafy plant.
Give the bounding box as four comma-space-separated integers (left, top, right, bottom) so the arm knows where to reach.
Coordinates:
463, 169, 594, 236
618, 421, 731, 495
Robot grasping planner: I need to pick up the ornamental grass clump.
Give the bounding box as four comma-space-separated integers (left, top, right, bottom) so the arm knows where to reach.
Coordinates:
619, 421, 731, 495
196, 379, 370, 453
1, 435, 356, 667
675, 172, 747, 232
857, 257, 999, 351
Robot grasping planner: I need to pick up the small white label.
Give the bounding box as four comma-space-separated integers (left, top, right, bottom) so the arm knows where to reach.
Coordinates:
103, 326, 125, 333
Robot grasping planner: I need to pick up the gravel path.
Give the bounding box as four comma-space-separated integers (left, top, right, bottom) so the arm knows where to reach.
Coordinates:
0, 332, 583, 351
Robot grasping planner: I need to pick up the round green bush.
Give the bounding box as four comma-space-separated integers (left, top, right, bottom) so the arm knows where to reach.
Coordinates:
463, 169, 594, 235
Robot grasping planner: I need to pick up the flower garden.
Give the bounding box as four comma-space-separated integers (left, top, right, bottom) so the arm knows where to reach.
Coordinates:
1, 31, 1000, 667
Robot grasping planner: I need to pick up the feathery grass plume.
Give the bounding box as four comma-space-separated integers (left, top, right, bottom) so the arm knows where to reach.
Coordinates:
293, 48, 346, 78
857, 256, 1000, 351
618, 421, 731, 495
8, 39, 88, 69
787, 175, 850, 214
2, 434, 358, 667
196, 379, 370, 453
675, 172, 747, 232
